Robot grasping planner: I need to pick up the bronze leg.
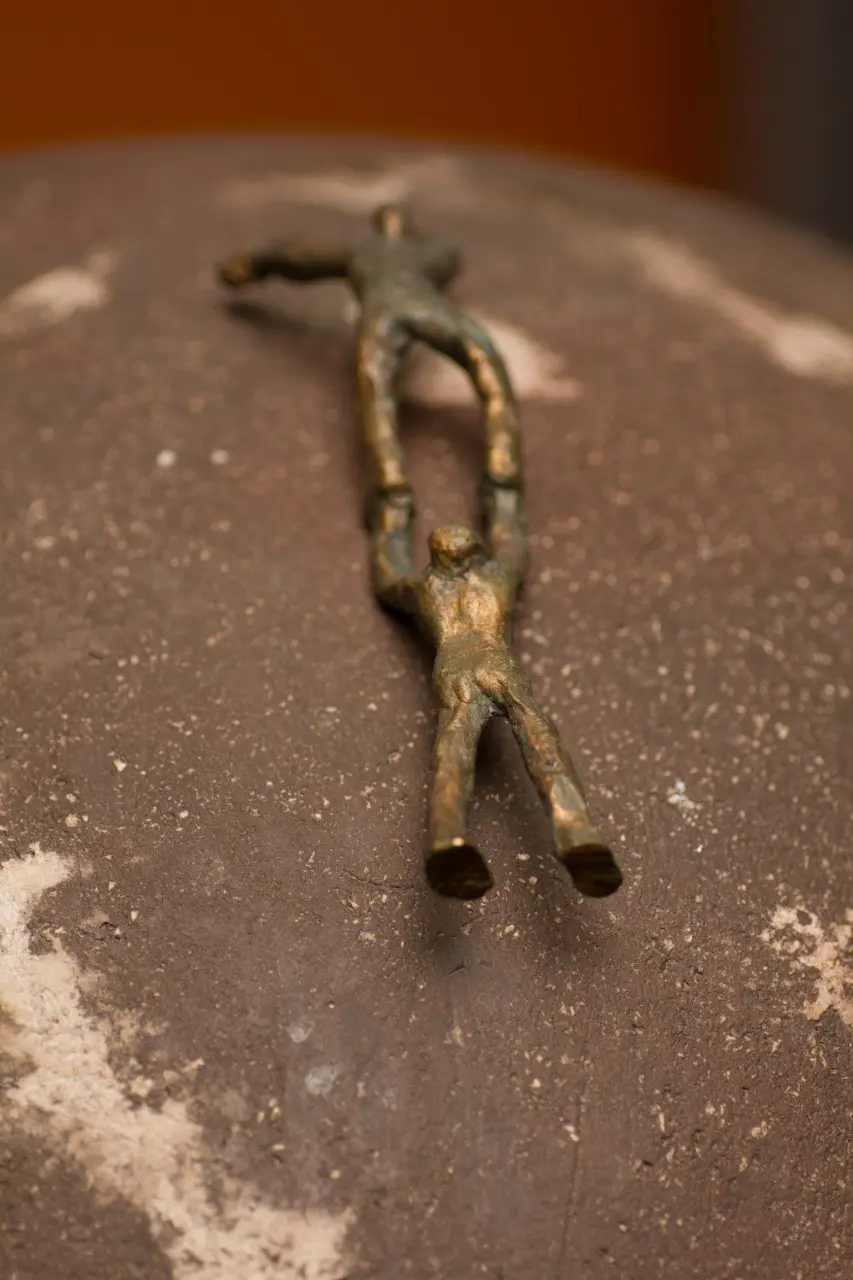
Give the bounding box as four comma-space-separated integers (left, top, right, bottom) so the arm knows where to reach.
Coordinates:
408, 306, 523, 492
503, 675, 623, 898
457, 319, 523, 493
425, 698, 493, 899
356, 319, 420, 611
356, 319, 411, 503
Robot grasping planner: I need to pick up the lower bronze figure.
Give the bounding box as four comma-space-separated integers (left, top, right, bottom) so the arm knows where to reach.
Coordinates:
218, 203, 622, 901
371, 489, 622, 901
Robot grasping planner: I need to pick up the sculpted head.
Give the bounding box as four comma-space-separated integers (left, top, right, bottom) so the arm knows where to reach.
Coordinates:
371, 203, 413, 241
428, 525, 485, 576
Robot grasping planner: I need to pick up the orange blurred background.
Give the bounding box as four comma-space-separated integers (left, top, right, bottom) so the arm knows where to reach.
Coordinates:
0, 1, 726, 190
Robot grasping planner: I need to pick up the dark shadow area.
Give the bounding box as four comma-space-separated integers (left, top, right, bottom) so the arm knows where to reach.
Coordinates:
731, 0, 853, 245
474, 718, 595, 960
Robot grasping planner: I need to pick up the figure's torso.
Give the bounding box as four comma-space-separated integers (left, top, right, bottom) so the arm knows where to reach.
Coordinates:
420, 562, 513, 656
347, 232, 459, 313
419, 563, 526, 711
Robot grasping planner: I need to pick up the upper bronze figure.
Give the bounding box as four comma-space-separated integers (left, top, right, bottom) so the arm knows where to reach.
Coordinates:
218, 204, 521, 519
218, 204, 623, 901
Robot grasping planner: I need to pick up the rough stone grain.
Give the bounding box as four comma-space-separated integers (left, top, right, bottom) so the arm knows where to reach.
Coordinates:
1, 136, 851, 1279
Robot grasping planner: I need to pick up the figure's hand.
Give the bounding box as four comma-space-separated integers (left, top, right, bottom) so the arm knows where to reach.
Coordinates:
216, 252, 258, 288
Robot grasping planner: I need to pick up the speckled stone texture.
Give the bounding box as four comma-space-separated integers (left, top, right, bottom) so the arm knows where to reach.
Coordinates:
1, 136, 851, 1280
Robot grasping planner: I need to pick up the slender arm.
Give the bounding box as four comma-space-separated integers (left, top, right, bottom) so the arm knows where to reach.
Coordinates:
368, 487, 421, 617
218, 239, 351, 287
481, 479, 528, 598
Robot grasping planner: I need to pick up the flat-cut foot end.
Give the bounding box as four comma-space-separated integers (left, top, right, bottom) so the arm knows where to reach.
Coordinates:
426, 844, 493, 900
217, 254, 255, 288
556, 835, 623, 898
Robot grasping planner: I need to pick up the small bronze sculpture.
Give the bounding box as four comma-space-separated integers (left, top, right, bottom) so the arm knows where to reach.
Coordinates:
218, 205, 622, 901
218, 204, 521, 519
370, 512, 623, 901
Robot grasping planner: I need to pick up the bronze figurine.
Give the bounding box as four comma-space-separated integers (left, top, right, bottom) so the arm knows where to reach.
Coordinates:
218, 204, 521, 516
218, 205, 622, 902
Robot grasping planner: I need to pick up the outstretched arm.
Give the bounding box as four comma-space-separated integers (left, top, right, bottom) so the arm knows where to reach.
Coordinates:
368, 486, 421, 617
217, 239, 350, 287
481, 479, 527, 598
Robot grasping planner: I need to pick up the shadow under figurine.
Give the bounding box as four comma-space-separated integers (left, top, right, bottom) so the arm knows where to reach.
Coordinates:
218, 203, 623, 903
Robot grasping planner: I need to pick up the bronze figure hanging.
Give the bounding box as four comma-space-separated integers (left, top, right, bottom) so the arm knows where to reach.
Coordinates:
218, 204, 623, 901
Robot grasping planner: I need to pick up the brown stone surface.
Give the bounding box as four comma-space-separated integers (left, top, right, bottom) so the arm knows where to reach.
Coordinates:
0, 136, 851, 1279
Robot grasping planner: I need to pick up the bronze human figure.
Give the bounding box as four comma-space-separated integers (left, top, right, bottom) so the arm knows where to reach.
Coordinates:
218, 203, 521, 528
370, 494, 622, 901
218, 205, 622, 901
